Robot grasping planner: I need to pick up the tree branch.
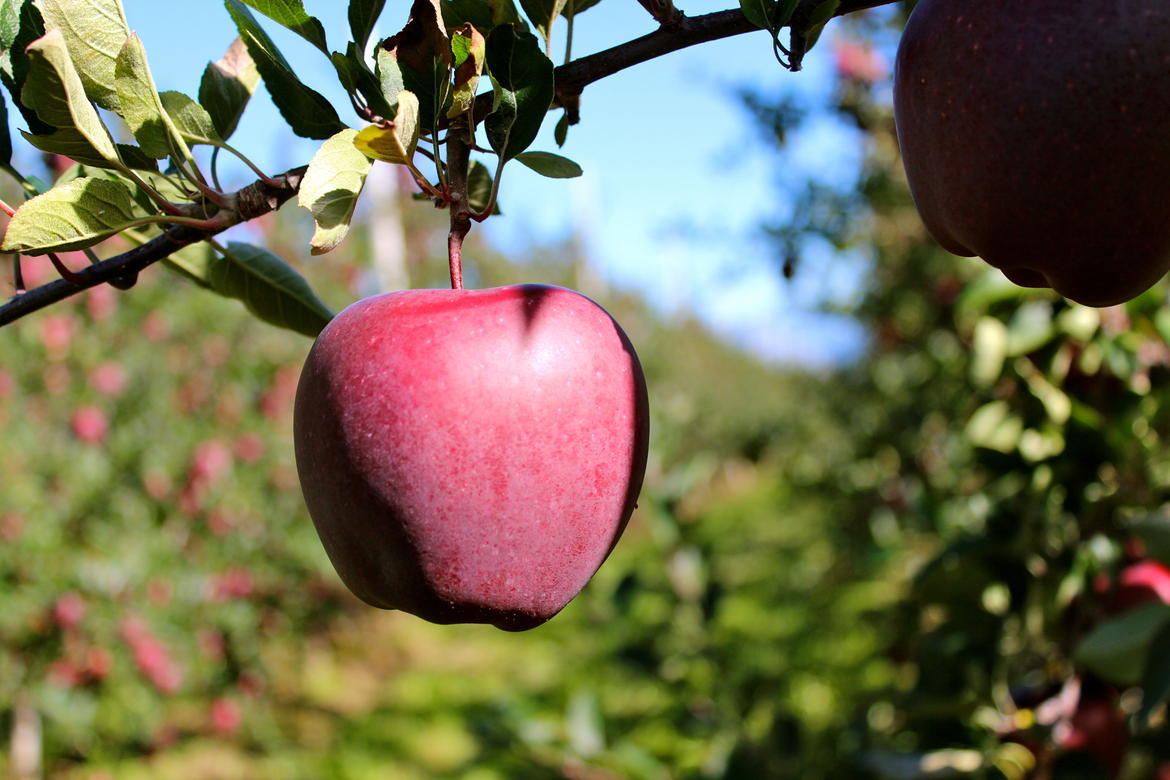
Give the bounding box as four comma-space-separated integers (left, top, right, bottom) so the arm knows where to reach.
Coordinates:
0, 167, 306, 326
633, 0, 684, 30
563, 0, 896, 92
469, 0, 897, 123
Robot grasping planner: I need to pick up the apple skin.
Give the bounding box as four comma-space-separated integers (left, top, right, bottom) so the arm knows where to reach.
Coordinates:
894, 0, 1170, 307
293, 284, 649, 631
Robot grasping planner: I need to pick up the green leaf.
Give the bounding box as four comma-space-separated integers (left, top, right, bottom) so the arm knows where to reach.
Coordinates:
515, 150, 580, 178
22, 28, 119, 166
517, 0, 600, 47
788, 0, 838, 68
191, 241, 334, 337
441, 0, 493, 33
160, 91, 223, 146
330, 49, 359, 94
490, 0, 527, 28
0, 0, 50, 134
0, 176, 146, 253
447, 23, 484, 119
374, 46, 405, 117
442, 0, 530, 33
224, 0, 346, 140
484, 24, 553, 162
1075, 603, 1170, 686
553, 110, 568, 147
237, 0, 328, 54
1139, 621, 1170, 727
298, 127, 372, 255
114, 33, 179, 160
380, 0, 451, 131
352, 91, 420, 164
198, 37, 259, 141
57, 163, 186, 210
467, 158, 499, 214
345, 41, 394, 120
34, 0, 129, 109
517, 0, 564, 49
349, 0, 386, 51
116, 142, 159, 171
739, 0, 774, 30
160, 240, 218, 288
0, 0, 21, 53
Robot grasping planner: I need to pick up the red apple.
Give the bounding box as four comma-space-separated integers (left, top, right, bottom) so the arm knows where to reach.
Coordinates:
894, 0, 1170, 306
293, 284, 649, 630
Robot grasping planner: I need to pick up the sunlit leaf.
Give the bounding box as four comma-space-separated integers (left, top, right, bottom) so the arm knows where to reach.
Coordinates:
22, 28, 119, 166
352, 92, 419, 164
0, 0, 50, 133
1, 176, 146, 253
298, 128, 372, 255
34, 0, 129, 109
160, 91, 223, 147
114, 33, 178, 160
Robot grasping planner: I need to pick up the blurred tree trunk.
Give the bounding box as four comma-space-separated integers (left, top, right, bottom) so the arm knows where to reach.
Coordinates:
10, 692, 41, 780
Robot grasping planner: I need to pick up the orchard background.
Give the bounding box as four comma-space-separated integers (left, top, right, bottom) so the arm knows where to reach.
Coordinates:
1, 0, 1169, 778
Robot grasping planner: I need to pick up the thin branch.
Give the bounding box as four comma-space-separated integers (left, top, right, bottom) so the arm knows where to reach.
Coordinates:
634, 0, 684, 30
0, 167, 306, 326
465, 1, 896, 126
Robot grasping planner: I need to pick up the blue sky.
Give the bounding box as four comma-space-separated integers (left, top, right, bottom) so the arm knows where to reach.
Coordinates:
97, 1, 868, 363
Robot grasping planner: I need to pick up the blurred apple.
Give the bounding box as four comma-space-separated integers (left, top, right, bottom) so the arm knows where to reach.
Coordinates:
53, 592, 85, 629
70, 406, 108, 444
209, 697, 242, 735
294, 284, 649, 630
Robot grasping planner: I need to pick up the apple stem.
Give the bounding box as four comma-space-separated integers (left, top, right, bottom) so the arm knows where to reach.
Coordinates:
445, 115, 475, 291
448, 221, 468, 290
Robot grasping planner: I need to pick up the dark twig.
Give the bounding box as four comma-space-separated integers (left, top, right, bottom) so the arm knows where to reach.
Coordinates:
634, 0, 684, 30
464, 1, 895, 126
0, 167, 307, 326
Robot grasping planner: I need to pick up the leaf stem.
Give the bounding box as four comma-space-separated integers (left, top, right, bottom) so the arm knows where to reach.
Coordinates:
214, 141, 280, 188
47, 252, 83, 285
116, 165, 186, 217
472, 156, 505, 222
209, 146, 224, 193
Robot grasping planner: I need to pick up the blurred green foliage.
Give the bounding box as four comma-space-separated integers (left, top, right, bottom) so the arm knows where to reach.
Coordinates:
3, 6, 1170, 779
